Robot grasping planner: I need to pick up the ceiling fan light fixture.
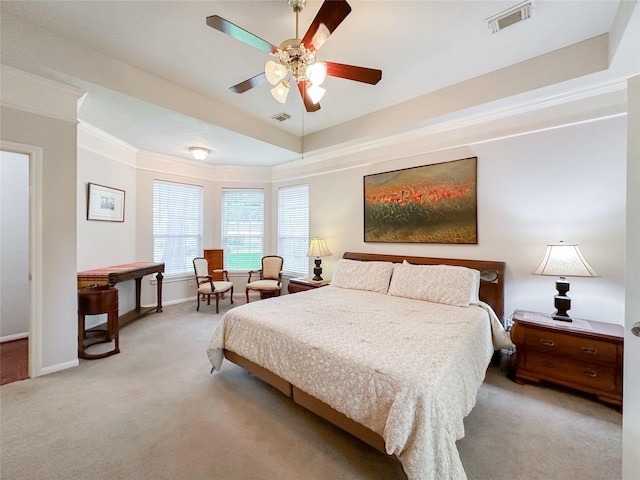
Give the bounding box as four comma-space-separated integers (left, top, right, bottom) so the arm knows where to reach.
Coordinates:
305, 62, 327, 85
265, 60, 287, 85
307, 84, 326, 104
207, 0, 382, 113
189, 147, 210, 161
271, 81, 290, 103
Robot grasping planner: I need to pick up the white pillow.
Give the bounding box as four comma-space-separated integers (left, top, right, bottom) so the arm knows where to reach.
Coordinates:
387, 262, 480, 306
330, 259, 394, 293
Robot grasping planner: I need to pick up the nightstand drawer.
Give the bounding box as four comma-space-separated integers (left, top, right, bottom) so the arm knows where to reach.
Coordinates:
525, 351, 618, 393
524, 330, 618, 364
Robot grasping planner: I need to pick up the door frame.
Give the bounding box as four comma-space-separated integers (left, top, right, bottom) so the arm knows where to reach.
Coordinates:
1, 141, 44, 378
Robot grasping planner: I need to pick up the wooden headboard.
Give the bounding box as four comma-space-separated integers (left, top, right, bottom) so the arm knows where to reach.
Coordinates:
342, 252, 506, 322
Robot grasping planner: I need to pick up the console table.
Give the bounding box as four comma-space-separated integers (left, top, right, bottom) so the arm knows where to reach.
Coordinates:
77, 262, 164, 327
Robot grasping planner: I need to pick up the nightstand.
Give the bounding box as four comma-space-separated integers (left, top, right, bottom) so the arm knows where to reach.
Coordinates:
510, 309, 623, 407
288, 277, 330, 294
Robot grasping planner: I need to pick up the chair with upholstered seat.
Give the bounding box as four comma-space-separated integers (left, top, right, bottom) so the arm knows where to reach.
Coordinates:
245, 255, 283, 303
193, 257, 234, 313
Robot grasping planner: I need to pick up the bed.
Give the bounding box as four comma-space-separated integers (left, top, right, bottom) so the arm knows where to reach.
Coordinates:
207, 252, 513, 480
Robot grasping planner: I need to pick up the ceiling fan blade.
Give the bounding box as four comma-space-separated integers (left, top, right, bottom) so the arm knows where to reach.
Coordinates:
301, 0, 352, 52
325, 62, 382, 85
297, 81, 321, 112
230, 72, 268, 94
206, 15, 277, 54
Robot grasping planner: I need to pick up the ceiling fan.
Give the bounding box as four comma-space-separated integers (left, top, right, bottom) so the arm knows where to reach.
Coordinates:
206, 0, 382, 113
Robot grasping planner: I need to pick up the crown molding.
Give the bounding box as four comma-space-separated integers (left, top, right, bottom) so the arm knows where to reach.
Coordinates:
136, 150, 271, 184
78, 120, 138, 153
0, 65, 84, 123
271, 77, 628, 182
78, 121, 138, 168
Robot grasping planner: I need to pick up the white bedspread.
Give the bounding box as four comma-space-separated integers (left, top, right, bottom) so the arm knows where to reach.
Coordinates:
207, 286, 510, 480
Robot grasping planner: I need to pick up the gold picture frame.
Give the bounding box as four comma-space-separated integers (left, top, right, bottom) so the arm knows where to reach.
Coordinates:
364, 157, 477, 244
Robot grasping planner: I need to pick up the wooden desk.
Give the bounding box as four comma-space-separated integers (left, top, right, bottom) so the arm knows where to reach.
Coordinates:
77, 262, 164, 327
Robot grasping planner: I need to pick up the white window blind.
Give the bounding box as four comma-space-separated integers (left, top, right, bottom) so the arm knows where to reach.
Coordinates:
221, 189, 264, 271
278, 184, 309, 277
153, 180, 203, 275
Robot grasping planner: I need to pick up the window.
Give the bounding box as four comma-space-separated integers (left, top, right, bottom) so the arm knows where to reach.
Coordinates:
278, 184, 309, 277
222, 189, 264, 271
153, 180, 203, 275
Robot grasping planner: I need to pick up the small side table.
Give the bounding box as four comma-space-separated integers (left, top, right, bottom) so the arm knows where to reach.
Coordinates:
288, 277, 331, 294
78, 285, 120, 359
510, 309, 623, 407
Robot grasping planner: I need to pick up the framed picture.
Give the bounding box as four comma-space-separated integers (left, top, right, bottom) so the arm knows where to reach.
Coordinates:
364, 157, 477, 244
87, 183, 125, 222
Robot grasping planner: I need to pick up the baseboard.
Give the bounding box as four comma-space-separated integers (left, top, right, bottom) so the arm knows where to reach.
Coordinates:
39, 359, 79, 376
1, 332, 29, 343
141, 297, 195, 308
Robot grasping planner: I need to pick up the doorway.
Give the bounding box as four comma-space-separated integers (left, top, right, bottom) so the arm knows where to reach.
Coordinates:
0, 150, 30, 384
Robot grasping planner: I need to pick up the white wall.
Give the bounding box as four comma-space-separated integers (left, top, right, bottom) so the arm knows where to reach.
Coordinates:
134, 152, 272, 307
275, 115, 627, 325
77, 125, 139, 324
76, 131, 275, 313
0, 150, 29, 339
1, 73, 82, 374
76, 112, 628, 327
62, 84, 619, 325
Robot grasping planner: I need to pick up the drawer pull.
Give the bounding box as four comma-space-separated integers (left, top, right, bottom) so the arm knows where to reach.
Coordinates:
580, 346, 598, 355
540, 339, 555, 347
581, 368, 598, 378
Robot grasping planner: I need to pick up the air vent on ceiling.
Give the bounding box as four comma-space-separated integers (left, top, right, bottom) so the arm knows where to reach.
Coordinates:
271, 112, 292, 122
487, 1, 533, 34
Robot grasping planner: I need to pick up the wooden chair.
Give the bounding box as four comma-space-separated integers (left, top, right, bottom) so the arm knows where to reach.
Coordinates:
193, 257, 234, 313
246, 255, 283, 303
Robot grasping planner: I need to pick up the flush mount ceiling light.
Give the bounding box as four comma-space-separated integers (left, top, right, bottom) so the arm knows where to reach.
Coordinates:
206, 0, 382, 112
487, 1, 534, 34
189, 147, 210, 161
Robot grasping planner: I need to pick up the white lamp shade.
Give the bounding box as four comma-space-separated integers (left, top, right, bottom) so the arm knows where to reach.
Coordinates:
271, 81, 290, 103
307, 238, 332, 258
305, 62, 327, 86
265, 60, 287, 85
307, 84, 326, 104
532, 242, 599, 277
189, 147, 210, 161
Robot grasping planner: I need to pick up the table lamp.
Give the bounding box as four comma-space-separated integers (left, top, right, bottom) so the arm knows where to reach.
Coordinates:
306, 237, 332, 281
532, 241, 599, 321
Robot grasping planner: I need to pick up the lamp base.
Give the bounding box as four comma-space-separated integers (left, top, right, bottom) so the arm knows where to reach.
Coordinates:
312, 258, 323, 281
552, 279, 572, 322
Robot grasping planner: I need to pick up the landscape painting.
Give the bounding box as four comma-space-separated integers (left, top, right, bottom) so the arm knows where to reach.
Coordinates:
364, 157, 477, 244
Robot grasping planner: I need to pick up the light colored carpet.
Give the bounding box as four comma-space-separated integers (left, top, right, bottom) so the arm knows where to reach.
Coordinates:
0, 300, 622, 480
